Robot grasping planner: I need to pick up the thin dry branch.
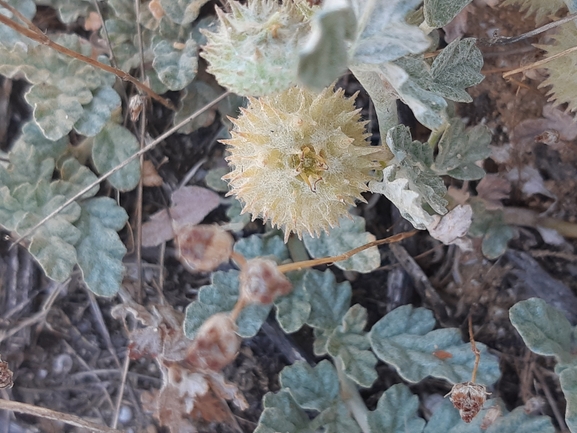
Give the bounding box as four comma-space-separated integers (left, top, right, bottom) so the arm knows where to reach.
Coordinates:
0, 398, 123, 433
0, 0, 174, 110
276, 230, 417, 273
485, 12, 577, 46
10, 91, 231, 249
503, 44, 577, 78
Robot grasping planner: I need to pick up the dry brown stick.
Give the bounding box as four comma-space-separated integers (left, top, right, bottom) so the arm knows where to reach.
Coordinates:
0, 3, 174, 110
0, 398, 123, 433
486, 12, 577, 46
10, 91, 230, 249
503, 44, 577, 78
533, 367, 569, 432
276, 230, 418, 273
469, 315, 481, 384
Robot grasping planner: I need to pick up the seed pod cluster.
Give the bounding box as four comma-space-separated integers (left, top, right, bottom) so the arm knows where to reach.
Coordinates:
185, 313, 241, 371
239, 258, 292, 304
176, 225, 234, 273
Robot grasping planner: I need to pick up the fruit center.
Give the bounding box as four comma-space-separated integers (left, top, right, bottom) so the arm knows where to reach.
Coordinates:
291, 145, 328, 192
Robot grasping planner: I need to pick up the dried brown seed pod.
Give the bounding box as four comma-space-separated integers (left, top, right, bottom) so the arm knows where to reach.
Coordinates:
0, 356, 13, 389
176, 225, 234, 273
239, 258, 293, 305
185, 313, 241, 371
445, 381, 490, 423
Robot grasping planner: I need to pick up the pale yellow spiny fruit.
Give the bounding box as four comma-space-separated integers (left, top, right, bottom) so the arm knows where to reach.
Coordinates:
222, 86, 386, 241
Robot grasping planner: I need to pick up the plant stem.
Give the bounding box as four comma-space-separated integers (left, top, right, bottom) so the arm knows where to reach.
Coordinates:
502, 207, 577, 238
350, 67, 396, 162
335, 357, 371, 433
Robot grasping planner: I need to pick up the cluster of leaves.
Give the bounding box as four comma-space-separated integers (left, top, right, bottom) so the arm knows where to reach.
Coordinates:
510, 298, 577, 432
176, 232, 539, 432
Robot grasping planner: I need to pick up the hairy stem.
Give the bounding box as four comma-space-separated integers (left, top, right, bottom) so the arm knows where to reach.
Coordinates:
335, 356, 371, 433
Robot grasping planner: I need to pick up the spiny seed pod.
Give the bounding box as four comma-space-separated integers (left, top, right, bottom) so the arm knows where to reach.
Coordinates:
445, 381, 490, 423
201, 0, 314, 96
185, 313, 241, 371
239, 258, 292, 304
176, 225, 234, 273
223, 85, 384, 241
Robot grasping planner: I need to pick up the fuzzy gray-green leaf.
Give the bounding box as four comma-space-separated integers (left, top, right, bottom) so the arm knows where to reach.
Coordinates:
75, 198, 128, 296
368, 384, 425, 433
305, 269, 352, 330
234, 233, 289, 262
298, 0, 356, 90
424, 0, 472, 28
560, 365, 577, 433
275, 270, 311, 333
510, 297, 574, 365
369, 305, 500, 384
303, 215, 380, 273
160, 0, 212, 25
0, 1, 36, 48
92, 123, 141, 192
352, 0, 429, 65
280, 360, 339, 411
52, 157, 99, 200
313, 402, 361, 433
255, 390, 314, 433
152, 38, 198, 90
74, 87, 121, 137
183, 270, 271, 339
15, 121, 69, 162
381, 62, 447, 130
433, 118, 491, 180
429, 38, 484, 102
25, 82, 88, 140
326, 304, 378, 387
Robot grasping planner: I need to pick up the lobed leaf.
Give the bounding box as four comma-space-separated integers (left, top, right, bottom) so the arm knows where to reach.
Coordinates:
0, 0, 37, 49
234, 233, 290, 262
380, 61, 447, 130
326, 304, 378, 387
429, 38, 484, 103
352, 0, 428, 65
367, 383, 425, 433
370, 125, 447, 229
92, 123, 141, 192
303, 215, 380, 273
15, 121, 69, 163
274, 270, 311, 333
369, 305, 501, 384
469, 199, 515, 259
279, 360, 340, 411
75, 198, 128, 296
25, 82, 87, 141
255, 390, 314, 433
298, 0, 356, 89
152, 38, 198, 90
74, 87, 122, 137
509, 298, 574, 365
432, 117, 491, 180
305, 269, 352, 331
424, 0, 472, 29
312, 402, 361, 433
159, 0, 212, 25
560, 365, 577, 433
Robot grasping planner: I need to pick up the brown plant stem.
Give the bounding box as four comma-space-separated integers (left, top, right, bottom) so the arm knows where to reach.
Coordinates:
276, 230, 417, 273
0, 398, 122, 433
502, 207, 577, 238
0, 1, 174, 110
503, 44, 577, 79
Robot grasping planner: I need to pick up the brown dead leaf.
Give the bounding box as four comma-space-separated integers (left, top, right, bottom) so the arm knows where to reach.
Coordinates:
142, 209, 175, 247
427, 205, 473, 251
511, 105, 577, 151
142, 160, 163, 187
476, 174, 511, 209
0, 356, 13, 389
170, 186, 221, 229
